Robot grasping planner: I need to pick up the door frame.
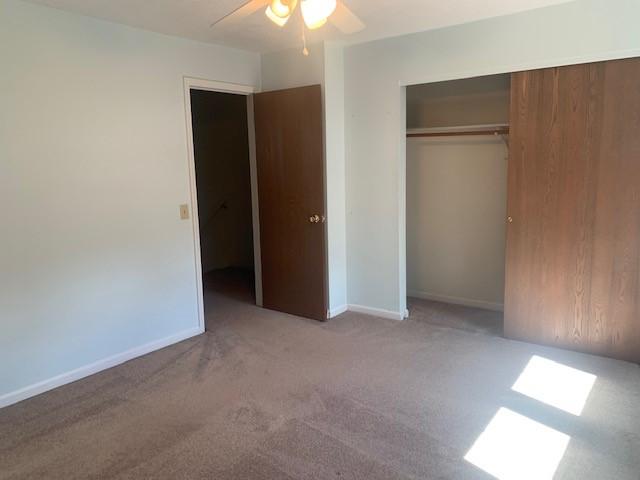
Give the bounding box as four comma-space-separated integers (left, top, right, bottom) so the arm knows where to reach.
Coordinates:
183, 77, 262, 333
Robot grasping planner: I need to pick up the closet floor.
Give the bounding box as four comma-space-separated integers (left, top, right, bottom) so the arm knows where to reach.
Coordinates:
407, 297, 503, 337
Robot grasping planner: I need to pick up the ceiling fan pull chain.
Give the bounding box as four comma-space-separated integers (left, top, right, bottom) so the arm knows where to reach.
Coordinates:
301, 14, 309, 56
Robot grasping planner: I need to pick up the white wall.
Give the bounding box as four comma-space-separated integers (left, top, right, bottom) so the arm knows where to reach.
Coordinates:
344, 0, 640, 317
261, 44, 325, 91
407, 137, 507, 311
0, 0, 260, 405
407, 91, 510, 129
406, 75, 510, 129
260, 43, 348, 315
323, 44, 348, 315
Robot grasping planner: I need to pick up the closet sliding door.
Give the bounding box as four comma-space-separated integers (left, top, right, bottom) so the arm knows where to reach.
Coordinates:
505, 58, 640, 363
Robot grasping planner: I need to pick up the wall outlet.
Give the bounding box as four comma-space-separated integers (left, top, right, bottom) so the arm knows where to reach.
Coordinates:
179, 204, 190, 220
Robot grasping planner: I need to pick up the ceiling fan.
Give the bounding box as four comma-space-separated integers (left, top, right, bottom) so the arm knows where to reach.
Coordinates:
210, 0, 365, 55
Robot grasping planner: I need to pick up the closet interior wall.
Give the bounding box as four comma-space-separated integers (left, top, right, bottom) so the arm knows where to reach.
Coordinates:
406, 74, 510, 312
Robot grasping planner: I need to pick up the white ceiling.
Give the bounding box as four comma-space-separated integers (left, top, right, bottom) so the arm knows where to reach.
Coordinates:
25, 0, 576, 53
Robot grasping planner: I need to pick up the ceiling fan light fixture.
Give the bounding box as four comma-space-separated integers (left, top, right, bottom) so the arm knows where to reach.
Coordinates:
270, 0, 297, 18
301, 0, 336, 30
265, 5, 290, 27
304, 17, 327, 30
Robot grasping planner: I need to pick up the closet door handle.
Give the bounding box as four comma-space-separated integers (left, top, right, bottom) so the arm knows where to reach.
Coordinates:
507, 216, 514, 223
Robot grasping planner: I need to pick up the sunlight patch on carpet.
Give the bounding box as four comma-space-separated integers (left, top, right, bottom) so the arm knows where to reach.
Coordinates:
465, 408, 570, 480
512, 355, 596, 416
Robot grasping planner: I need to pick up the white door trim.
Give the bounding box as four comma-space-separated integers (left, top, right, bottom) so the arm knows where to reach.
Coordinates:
183, 77, 261, 333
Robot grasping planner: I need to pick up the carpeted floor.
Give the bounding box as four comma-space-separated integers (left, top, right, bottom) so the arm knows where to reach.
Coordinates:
407, 297, 503, 337
1, 272, 639, 479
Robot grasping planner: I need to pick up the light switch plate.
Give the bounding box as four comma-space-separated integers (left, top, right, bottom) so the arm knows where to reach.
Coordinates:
180, 204, 190, 220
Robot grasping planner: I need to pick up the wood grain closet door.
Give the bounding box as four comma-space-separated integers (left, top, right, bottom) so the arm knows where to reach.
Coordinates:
253, 85, 328, 321
505, 58, 640, 363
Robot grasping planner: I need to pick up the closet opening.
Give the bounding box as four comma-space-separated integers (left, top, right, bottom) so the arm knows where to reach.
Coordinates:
405, 74, 510, 336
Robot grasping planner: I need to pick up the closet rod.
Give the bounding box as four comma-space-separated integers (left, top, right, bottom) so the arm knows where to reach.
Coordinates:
407, 126, 509, 138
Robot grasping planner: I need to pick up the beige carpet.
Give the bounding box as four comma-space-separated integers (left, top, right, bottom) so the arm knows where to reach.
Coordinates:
407, 296, 503, 337
1, 272, 639, 479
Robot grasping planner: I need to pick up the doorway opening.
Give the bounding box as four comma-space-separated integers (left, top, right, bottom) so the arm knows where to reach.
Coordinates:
405, 74, 510, 336
189, 88, 257, 330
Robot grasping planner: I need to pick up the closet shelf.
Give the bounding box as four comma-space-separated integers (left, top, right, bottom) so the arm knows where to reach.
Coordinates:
407, 124, 509, 138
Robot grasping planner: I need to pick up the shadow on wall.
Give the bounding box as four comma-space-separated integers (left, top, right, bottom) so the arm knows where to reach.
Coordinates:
191, 90, 254, 273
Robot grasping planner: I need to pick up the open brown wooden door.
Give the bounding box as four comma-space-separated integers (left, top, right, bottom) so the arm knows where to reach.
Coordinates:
253, 85, 328, 321
505, 58, 640, 363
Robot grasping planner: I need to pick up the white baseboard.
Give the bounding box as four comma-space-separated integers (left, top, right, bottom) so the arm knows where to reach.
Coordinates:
347, 304, 405, 321
329, 304, 348, 318
407, 290, 504, 312
0, 326, 203, 410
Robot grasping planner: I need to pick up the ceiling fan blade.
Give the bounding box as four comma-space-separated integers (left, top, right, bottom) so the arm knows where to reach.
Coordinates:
329, 2, 365, 34
210, 0, 269, 29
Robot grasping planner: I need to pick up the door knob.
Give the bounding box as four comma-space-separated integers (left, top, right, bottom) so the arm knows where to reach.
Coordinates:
309, 214, 320, 223
508, 216, 514, 223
